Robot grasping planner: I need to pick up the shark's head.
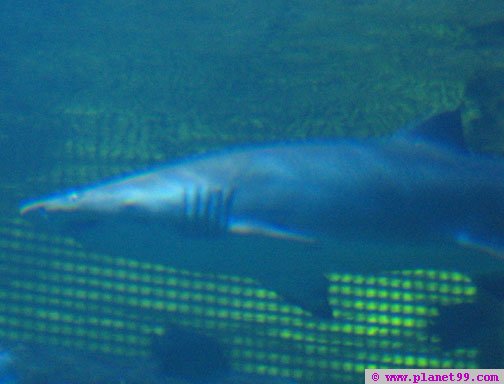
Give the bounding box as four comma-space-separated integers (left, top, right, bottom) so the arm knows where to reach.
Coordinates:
19, 174, 189, 223
20, 171, 234, 237
18, 172, 228, 271
20, 189, 97, 217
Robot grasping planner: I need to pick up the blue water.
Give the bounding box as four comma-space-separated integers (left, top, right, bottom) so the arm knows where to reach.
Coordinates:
1, 0, 503, 383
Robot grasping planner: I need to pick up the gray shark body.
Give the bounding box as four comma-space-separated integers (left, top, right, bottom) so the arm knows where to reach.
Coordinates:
20, 111, 504, 317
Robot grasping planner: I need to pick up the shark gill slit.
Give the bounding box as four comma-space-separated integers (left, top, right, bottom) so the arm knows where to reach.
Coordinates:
182, 187, 235, 234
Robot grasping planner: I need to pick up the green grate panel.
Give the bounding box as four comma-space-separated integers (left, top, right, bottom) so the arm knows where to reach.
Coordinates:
0, 217, 479, 383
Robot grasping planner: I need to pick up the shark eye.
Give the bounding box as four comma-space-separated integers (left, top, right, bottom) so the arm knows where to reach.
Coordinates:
69, 191, 80, 202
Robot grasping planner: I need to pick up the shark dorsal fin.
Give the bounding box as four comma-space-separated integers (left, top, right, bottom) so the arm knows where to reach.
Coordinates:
397, 109, 467, 150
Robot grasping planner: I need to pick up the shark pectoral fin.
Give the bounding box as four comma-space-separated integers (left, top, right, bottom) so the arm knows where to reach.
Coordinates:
259, 266, 333, 319
228, 219, 316, 243
455, 232, 504, 260
280, 276, 333, 319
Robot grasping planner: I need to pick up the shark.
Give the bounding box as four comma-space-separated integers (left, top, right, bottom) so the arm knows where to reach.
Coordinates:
19, 110, 504, 318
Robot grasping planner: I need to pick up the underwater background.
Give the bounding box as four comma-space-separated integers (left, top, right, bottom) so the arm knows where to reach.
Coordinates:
1, 0, 504, 383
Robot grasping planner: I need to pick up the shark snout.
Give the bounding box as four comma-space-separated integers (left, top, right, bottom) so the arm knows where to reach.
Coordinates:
20, 194, 75, 218
20, 200, 50, 218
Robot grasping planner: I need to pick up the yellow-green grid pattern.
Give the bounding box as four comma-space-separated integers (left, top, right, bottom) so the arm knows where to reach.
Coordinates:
0, 215, 479, 383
